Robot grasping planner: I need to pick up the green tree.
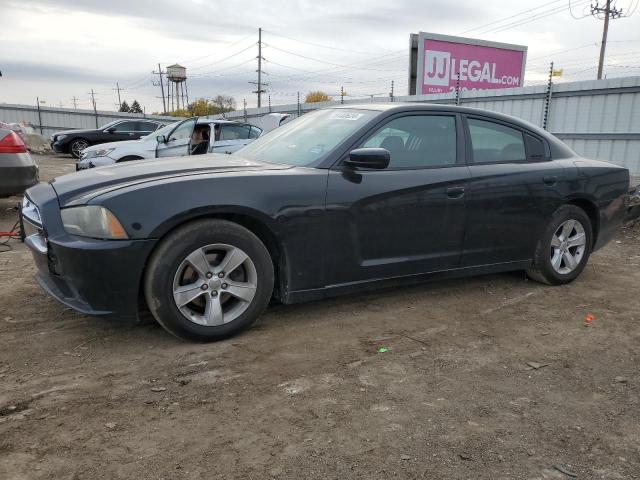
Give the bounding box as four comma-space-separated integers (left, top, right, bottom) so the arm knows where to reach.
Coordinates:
129, 100, 143, 114
118, 101, 130, 112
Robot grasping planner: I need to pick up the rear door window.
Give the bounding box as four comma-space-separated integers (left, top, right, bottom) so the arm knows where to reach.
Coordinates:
220, 124, 252, 140
136, 121, 160, 134
111, 121, 138, 132
467, 118, 526, 163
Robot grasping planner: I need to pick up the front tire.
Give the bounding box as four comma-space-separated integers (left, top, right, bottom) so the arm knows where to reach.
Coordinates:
144, 219, 274, 341
527, 205, 593, 285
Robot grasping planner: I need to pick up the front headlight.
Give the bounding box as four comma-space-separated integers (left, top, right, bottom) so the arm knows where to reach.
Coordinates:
61, 206, 129, 239
55, 134, 67, 142
82, 148, 114, 160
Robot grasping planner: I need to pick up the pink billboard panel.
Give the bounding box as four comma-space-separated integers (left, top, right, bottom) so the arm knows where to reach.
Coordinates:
419, 34, 527, 95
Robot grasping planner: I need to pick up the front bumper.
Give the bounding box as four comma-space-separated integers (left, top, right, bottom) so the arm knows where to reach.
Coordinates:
77, 155, 116, 170
22, 185, 157, 320
51, 141, 67, 154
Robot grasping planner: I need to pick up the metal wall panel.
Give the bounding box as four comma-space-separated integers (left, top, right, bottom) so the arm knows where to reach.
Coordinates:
0, 104, 182, 139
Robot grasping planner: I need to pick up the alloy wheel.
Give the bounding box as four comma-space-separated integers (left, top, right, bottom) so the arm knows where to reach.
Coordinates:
550, 219, 586, 275
172, 244, 257, 326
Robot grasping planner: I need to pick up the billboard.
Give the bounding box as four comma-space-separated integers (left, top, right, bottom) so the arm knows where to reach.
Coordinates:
409, 32, 527, 95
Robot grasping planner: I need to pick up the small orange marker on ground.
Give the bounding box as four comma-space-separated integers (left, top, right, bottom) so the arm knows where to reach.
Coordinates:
584, 313, 594, 326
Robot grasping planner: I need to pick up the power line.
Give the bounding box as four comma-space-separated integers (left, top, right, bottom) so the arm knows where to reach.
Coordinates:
476, 0, 591, 35
261, 29, 386, 55
177, 33, 255, 66
458, 0, 564, 34
189, 43, 256, 71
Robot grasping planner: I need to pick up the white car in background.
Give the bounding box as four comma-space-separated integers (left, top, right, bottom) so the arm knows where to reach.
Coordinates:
78, 117, 263, 170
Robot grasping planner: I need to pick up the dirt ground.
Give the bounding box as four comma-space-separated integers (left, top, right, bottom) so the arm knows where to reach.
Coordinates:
1, 155, 639, 480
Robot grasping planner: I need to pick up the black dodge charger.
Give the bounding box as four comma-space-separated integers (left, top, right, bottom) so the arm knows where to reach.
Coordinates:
23, 104, 629, 341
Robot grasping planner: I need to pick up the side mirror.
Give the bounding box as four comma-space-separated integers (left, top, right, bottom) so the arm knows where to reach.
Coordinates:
344, 148, 390, 170
106, 127, 116, 133
156, 134, 166, 144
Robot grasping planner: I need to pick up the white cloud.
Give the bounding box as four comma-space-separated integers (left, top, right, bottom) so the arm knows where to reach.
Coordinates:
1, 0, 638, 112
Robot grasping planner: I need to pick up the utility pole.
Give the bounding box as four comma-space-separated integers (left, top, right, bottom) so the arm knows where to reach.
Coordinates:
297, 91, 301, 117
153, 64, 167, 113
249, 27, 266, 108
89, 89, 98, 128
113, 82, 125, 107
71, 96, 78, 109
340, 86, 345, 104
35, 97, 43, 135
389, 80, 395, 102
243, 98, 247, 122
591, 0, 624, 80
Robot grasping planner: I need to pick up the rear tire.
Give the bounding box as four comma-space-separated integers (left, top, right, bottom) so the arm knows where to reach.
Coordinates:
526, 205, 593, 285
144, 219, 274, 341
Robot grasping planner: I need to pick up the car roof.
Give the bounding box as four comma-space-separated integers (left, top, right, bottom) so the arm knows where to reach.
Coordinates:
196, 118, 242, 125
331, 102, 550, 137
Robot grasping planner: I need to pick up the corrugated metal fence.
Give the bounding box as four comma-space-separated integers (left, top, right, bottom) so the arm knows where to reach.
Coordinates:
216, 76, 640, 174
0, 103, 180, 139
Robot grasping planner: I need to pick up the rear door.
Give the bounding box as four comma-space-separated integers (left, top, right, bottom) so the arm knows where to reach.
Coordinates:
135, 121, 160, 138
156, 118, 197, 158
324, 112, 470, 285
460, 116, 565, 266
106, 120, 140, 142
211, 124, 253, 154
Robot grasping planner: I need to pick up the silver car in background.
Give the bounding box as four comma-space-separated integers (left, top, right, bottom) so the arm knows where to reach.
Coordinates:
0, 128, 38, 197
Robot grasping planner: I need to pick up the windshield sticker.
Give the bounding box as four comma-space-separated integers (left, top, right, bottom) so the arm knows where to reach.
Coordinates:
329, 112, 365, 121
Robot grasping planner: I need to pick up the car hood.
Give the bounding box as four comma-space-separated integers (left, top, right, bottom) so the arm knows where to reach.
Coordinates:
53, 128, 97, 138
50, 154, 291, 206
83, 139, 145, 152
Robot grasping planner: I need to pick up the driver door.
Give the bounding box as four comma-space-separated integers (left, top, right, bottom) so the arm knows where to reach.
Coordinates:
324, 113, 470, 285
156, 118, 197, 158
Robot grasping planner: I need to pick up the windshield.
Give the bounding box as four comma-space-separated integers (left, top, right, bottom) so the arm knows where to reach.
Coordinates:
235, 108, 377, 166
142, 121, 180, 139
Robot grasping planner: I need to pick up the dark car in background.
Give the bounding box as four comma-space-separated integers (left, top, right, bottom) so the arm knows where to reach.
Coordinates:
0, 128, 38, 197
23, 104, 629, 342
50, 119, 164, 158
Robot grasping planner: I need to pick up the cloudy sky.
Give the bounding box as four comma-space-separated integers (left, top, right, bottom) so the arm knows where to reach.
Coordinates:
1, 0, 639, 113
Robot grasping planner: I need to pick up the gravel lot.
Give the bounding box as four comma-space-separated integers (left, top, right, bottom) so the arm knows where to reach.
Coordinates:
1, 155, 639, 480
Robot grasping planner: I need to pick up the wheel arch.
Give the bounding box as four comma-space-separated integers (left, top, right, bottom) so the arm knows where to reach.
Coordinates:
117, 155, 144, 162
565, 197, 599, 247
139, 208, 288, 313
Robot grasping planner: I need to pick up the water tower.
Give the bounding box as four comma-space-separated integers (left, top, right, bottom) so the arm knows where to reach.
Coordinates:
166, 64, 189, 111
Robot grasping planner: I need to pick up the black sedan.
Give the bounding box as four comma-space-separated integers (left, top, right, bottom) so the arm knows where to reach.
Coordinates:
23, 104, 629, 341
51, 119, 164, 158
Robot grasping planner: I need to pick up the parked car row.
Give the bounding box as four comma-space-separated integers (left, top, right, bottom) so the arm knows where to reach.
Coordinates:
50, 113, 291, 167
51, 119, 165, 159
77, 118, 262, 170
22, 104, 630, 343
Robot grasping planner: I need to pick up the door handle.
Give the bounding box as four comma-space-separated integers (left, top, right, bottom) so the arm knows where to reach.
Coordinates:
543, 175, 557, 186
446, 186, 465, 199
